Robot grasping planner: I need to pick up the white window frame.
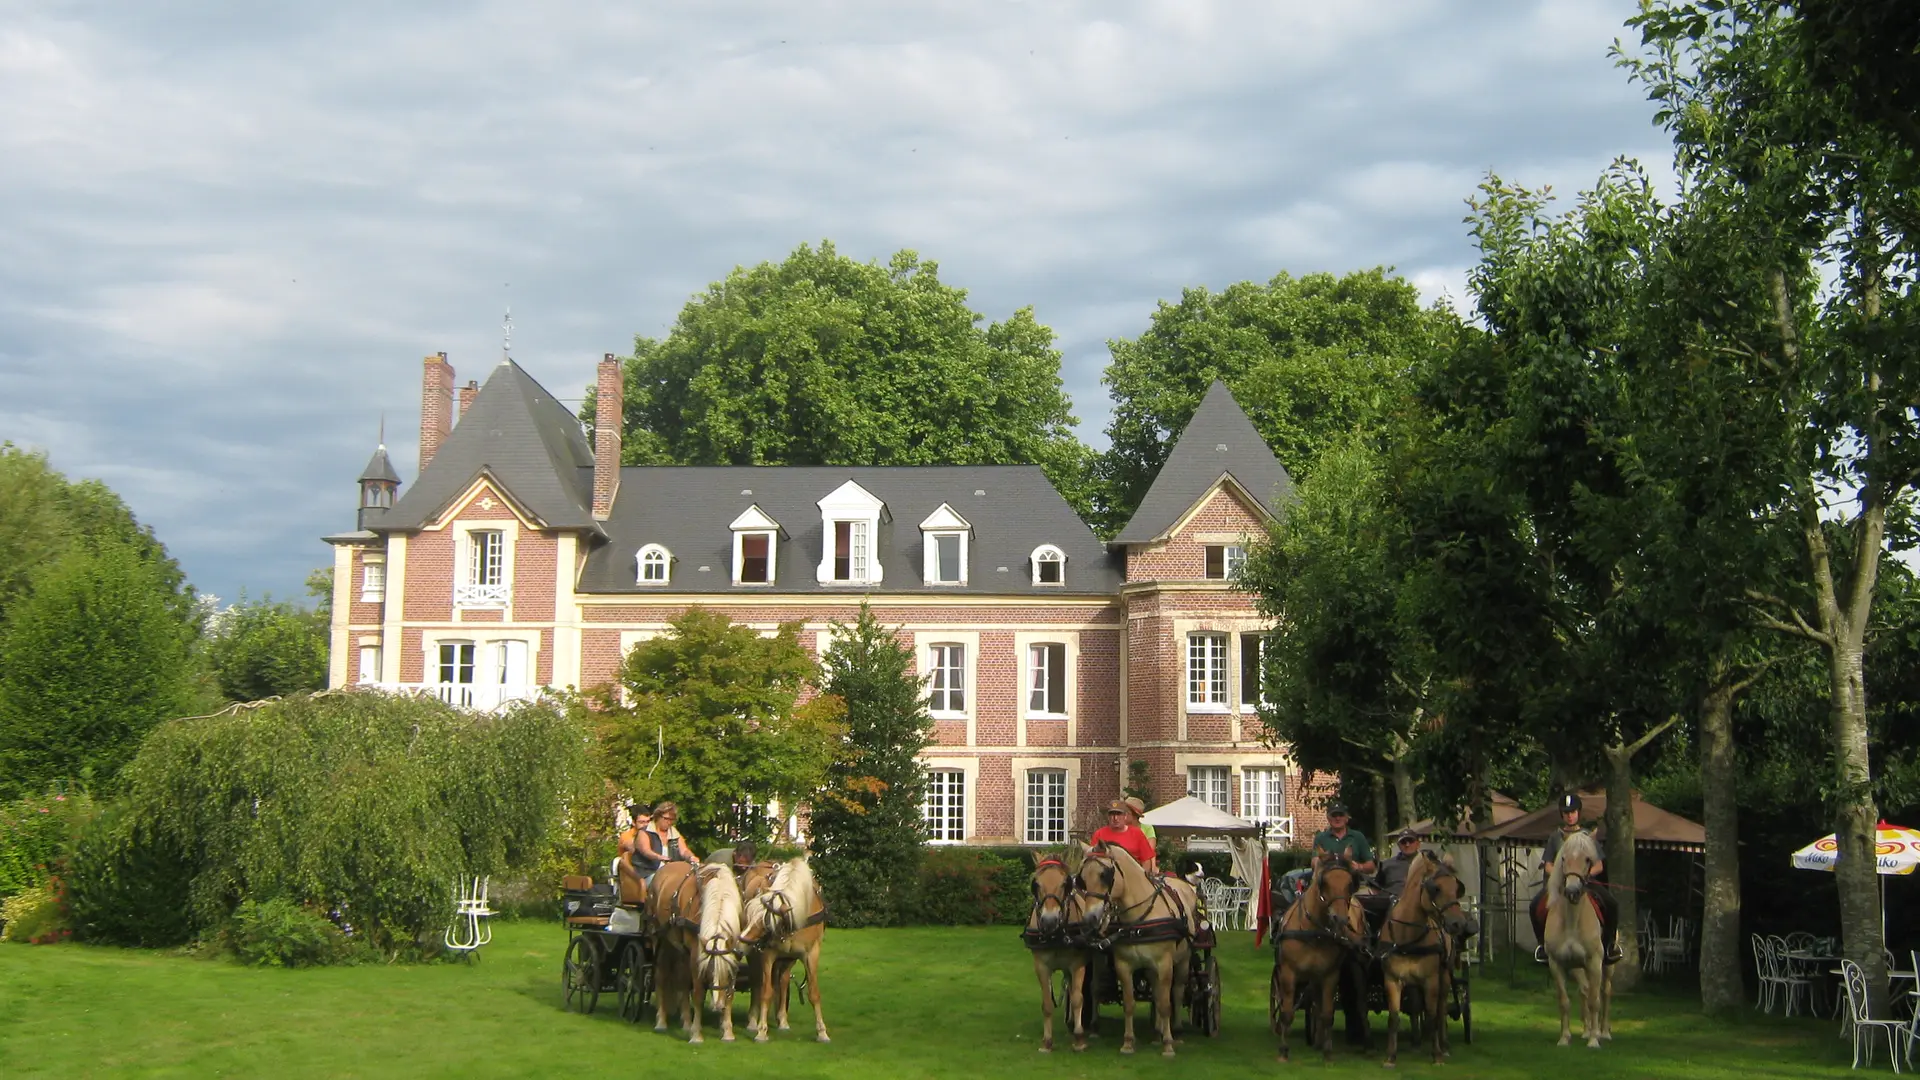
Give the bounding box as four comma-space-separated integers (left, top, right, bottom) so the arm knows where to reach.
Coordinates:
636, 544, 672, 585
360, 556, 385, 603
923, 768, 967, 843
1026, 642, 1067, 718
1031, 544, 1066, 586
730, 504, 781, 586
828, 519, 873, 583
356, 643, 380, 683
1187, 632, 1229, 710
1240, 631, 1270, 710
915, 631, 979, 742
920, 503, 971, 585
1187, 765, 1230, 813
1203, 544, 1246, 580
1241, 766, 1287, 826
453, 525, 512, 609
1025, 768, 1069, 845
816, 480, 886, 586
927, 643, 967, 717
1013, 755, 1082, 845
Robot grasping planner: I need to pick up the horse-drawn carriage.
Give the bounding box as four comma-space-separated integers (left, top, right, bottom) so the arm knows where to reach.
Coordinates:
560, 876, 655, 1022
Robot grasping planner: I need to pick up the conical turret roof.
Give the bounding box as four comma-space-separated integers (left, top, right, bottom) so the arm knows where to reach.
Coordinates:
1111, 380, 1293, 545
358, 445, 401, 484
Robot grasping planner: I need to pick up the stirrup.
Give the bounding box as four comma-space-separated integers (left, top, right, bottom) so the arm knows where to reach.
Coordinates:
1605, 945, 1624, 963
1534, 946, 1547, 964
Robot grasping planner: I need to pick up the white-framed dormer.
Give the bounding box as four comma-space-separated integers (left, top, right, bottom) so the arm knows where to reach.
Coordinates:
635, 544, 672, 586
730, 505, 782, 586
816, 479, 887, 587
453, 522, 514, 610
920, 503, 971, 586
1030, 544, 1066, 587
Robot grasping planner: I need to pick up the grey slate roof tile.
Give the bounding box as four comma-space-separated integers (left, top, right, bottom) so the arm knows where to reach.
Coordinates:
1110, 380, 1293, 545
577, 465, 1120, 596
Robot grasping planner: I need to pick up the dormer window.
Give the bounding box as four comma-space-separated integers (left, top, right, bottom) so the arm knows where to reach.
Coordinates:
1204, 544, 1246, 580
1031, 544, 1065, 586
636, 544, 671, 585
920, 503, 971, 586
817, 480, 887, 586
730, 505, 782, 585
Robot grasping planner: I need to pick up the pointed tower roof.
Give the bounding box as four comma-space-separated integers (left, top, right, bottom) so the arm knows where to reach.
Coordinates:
379, 359, 600, 532
358, 445, 401, 484
1111, 380, 1294, 545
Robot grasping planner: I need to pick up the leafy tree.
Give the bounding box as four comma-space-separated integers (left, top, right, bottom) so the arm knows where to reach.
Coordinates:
589, 242, 1096, 517
1095, 269, 1452, 533
203, 597, 330, 702
1628, 0, 1920, 1010
809, 606, 934, 927
599, 608, 845, 852
0, 543, 196, 798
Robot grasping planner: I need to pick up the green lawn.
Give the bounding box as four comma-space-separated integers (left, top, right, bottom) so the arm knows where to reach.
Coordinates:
0, 921, 1870, 1078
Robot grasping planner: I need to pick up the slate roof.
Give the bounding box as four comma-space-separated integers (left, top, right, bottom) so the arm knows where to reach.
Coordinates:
379, 360, 600, 532
358, 446, 401, 484
576, 465, 1121, 596
1110, 381, 1293, 545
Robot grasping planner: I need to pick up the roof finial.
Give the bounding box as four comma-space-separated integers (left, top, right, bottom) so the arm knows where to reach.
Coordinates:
502, 308, 513, 364
378, 411, 386, 449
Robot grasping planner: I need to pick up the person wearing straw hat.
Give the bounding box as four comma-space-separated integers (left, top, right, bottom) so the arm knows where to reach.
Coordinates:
1090, 798, 1157, 868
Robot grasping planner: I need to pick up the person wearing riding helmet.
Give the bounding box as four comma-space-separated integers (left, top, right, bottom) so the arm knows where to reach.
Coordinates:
1530, 792, 1622, 963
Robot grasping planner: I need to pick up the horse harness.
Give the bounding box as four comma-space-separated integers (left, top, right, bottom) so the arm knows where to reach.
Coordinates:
1375, 862, 1465, 962
1021, 859, 1088, 950
1274, 864, 1364, 950
1077, 851, 1194, 947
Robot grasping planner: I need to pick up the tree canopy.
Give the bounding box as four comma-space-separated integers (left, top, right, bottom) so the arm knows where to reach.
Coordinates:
203, 597, 330, 703
593, 242, 1096, 516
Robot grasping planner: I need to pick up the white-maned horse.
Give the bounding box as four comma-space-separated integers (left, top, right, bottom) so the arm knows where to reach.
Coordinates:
1544, 830, 1612, 1048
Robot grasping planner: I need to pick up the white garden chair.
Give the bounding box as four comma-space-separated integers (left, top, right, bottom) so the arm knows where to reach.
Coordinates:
1752, 934, 1780, 1013
1767, 934, 1813, 1017
1842, 959, 1909, 1072
444, 876, 495, 955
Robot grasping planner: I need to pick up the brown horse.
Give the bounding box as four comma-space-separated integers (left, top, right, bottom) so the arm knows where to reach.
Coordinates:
1271, 857, 1364, 1063
1075, 843, 1197, 1057
1544, 830, 1612, 1048
1378, 851, 1470, 1066
738, 856, 830, 1043
644, 861, 744, 1043
1023, 855, 1088, 1053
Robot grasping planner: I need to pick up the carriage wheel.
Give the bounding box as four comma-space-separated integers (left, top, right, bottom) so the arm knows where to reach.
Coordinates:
1268, 963, 1284, 1035
563, 935, 603, 1015
1081, 951, 1107, 1035
1188, 954, 1221, 1036
1458, 972, 1473, 1044
617, 939, 652, 1023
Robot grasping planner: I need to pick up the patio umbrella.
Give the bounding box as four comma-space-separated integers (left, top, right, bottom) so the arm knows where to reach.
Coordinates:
1790, 821, 1920, 876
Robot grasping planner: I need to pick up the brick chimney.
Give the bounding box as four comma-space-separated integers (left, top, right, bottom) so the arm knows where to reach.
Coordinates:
592, 353, 622, 519
419, 352, 455, 471
457, 379, 480, 420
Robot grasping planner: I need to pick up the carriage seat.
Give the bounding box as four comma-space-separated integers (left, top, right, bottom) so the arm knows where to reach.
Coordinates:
614, 857, 650, 909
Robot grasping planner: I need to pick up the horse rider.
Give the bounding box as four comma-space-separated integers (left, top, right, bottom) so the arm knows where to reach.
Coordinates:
631, 800, 699, 884
1530, 792, 1622, 963
1311, 802, 1377, 1046
1089, 798, 1158, 870
1376, 826, 1425, 899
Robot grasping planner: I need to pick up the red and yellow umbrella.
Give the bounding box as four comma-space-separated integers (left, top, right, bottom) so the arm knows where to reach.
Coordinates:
1790, 821, 1920, 876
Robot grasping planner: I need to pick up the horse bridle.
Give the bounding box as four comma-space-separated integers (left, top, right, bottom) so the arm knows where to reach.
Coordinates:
1029, 858, 1073, 924
1388, 857, 1465, 943
1076, 849, 1169, 934
1301, 862, 1362, 940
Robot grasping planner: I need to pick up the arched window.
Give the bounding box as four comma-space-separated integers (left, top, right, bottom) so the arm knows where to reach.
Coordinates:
1031, 544, 1065, 586
636, 544, 672, 585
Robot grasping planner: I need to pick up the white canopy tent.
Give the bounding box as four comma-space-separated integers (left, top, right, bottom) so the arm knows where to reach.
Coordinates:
1140, 796, 1267, 884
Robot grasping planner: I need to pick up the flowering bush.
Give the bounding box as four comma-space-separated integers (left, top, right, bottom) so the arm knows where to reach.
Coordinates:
0, 878, 71, 943
0, 790, 95, 902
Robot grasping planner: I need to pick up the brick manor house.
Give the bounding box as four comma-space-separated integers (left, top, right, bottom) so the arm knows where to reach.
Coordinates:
325, 352, 1331, 847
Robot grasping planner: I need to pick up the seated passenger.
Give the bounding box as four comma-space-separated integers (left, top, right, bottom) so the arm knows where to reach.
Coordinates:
1089, 799, 1157, 869
631, 801, 698, 883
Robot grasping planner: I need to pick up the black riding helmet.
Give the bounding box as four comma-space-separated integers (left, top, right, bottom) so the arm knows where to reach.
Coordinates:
1559, 792, 1582, 814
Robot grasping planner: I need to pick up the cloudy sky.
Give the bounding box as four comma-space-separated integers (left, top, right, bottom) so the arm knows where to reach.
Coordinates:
0, 0, 1673, 604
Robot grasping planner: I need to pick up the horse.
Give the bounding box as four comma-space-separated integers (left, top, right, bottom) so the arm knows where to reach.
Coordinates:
1074, 842, 1197, 1057
1544, 830, 1612, 1048
1377, 851, 1470, 1066
1270, 856, 1365, 1063
1023, 854, 1088, 1053
738, 856, 830, 1043
644, 861, 744, 1043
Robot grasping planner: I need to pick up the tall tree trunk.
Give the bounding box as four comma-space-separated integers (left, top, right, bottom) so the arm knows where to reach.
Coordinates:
1392, 754, 1416, 830
1830, 625, 1887, 1015
1698, 671, 1744, 1014
1602, 714, 1679, 994
1370, 771, 1389, 852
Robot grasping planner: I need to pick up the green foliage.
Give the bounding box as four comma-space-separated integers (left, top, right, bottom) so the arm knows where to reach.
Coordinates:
1095, 268, 1453, 533
0, 542, 197, 798
810, 606, 935, 927
913, 848, 1030, 925
63, 802, 196, 947
599, 609, 843, 852
592, 242, 1096, 516
0, 789, 95, 901
68, 692, 586, 954
1123, 759, 1155, 806
204, 597, 329, 702
226, 898, 347, 967
0, 880, 70, 944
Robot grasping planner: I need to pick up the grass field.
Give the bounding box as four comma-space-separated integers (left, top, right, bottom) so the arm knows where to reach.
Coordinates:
0, 920, 1873, 1078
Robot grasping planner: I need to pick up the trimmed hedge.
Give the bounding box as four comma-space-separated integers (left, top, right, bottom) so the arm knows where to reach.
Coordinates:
914, 848, 1033, 924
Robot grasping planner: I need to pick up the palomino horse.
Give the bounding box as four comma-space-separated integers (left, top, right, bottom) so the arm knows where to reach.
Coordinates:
1023, 855, 1088, 1053
738, 856, 830, 1043
1544, 830, 1612, 1048
644, 862, 744, 1043
1270, 856, 1364, 1063
1378, 851, 1470, 1066
1074, 843, 1197, 1057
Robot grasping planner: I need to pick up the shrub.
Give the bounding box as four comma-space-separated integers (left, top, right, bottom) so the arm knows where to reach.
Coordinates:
915, 848, 1030, 925
0, 789, 94, 901
227, 898, 345, 967
0, 879, 70, 943
71, 691, 586, 955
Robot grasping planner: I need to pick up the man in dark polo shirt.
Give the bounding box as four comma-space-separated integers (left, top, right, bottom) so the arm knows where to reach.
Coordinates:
1311, 803, 1377, 875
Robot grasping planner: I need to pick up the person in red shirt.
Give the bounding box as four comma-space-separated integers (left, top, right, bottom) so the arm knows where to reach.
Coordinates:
1089, 798, 1157, 869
